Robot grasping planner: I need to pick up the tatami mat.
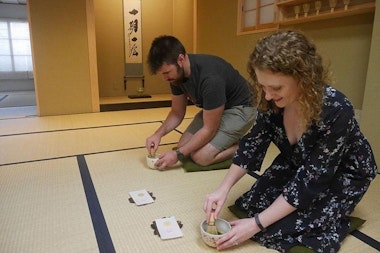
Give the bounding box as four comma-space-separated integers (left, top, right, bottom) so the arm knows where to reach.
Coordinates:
0, 106, 201, 136
0, 106, 378, 253
0, 122, 180, 165
0, 158, 98, 253
177, 118, 193, 133
85, 148, 275, 253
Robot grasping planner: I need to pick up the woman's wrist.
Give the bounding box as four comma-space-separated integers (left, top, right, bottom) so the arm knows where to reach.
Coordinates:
254, 213, 267, 232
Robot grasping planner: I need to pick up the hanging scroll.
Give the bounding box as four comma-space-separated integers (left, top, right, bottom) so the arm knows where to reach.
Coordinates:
123, 0, 143, 77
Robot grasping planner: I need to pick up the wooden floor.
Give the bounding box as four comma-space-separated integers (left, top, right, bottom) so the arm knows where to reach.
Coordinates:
0, 104, 379, 253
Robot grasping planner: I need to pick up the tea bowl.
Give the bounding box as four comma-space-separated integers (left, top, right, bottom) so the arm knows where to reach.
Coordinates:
200, 218, 231, 247
146, 154, 160, 169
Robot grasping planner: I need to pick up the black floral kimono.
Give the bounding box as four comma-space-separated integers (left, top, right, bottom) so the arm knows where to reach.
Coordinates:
233, 86, 377, 252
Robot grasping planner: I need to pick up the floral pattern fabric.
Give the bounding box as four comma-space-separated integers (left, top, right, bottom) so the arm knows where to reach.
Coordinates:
233, 86, 377, 252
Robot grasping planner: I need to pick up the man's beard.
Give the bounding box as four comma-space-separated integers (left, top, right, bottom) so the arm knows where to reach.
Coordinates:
170, 66, 186, 86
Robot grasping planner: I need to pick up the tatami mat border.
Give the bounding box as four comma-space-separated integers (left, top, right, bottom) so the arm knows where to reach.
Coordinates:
351, 230, 380, 251
77, 155, 116, 253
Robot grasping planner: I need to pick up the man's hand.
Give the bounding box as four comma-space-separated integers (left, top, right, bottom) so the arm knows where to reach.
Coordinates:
146, 134, 161, 154
155, 150, 178, 170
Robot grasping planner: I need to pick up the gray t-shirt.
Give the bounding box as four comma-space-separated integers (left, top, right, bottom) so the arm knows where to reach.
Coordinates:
170, 54, 253, 110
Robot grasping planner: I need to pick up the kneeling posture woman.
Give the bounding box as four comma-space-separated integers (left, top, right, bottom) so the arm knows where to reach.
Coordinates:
204, 30, 377, 252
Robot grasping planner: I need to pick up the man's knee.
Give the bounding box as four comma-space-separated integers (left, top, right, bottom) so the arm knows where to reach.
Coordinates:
190, 145, 221, 166
190, 143, 237, 166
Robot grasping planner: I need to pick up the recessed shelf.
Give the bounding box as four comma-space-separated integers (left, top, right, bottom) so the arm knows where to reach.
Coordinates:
276, 0, 375, 25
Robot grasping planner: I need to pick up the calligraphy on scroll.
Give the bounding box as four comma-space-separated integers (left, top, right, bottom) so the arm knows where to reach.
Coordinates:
124, 0, 142, 64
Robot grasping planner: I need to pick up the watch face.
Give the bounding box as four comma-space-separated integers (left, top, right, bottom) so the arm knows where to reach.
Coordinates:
176, 150, 184, 160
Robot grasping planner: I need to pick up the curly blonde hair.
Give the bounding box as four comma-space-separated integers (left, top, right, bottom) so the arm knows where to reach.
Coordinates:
247, 30, 330, 128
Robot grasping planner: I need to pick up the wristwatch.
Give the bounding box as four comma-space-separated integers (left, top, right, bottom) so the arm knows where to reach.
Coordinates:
175, 149, 185, 161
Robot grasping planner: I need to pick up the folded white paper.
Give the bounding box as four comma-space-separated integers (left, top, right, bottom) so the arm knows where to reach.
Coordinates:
155, 216, 183, 240
129, 189, 154, 206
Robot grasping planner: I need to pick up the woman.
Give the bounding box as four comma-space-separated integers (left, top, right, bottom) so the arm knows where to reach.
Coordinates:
203, 30, 377, 252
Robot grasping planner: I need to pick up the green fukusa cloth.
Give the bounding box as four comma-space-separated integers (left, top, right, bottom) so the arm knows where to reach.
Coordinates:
228, 204, 366, 253
181, 158, 232, 172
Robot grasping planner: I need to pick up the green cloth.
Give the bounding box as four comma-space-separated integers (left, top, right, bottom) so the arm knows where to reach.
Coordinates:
181, 158, 232, 172
288, 246, 315, 253
228, 204, 366, 253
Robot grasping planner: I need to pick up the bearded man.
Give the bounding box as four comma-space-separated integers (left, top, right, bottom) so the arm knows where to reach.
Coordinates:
145, 35, 256, 170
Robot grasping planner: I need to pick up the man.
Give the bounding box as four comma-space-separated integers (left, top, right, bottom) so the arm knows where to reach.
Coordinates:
146, 35, 256, 170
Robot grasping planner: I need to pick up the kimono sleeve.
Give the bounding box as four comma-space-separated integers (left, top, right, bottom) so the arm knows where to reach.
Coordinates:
233, 111, 273, 171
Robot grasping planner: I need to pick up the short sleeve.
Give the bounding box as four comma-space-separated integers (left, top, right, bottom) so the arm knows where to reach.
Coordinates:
170, 83, 184, 95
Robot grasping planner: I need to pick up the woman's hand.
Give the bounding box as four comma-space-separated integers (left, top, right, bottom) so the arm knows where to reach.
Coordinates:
215, 218, 259, 250
203, 188, 228, 222
216, 195, 298, 250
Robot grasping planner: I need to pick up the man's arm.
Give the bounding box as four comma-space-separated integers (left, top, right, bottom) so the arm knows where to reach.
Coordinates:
154, 94, 188, 137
